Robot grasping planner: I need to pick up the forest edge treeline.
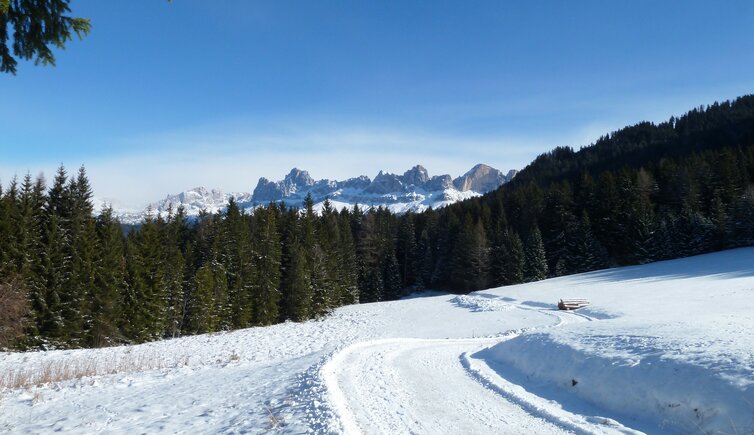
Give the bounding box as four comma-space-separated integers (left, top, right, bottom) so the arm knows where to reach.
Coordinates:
2, 95, 754, 350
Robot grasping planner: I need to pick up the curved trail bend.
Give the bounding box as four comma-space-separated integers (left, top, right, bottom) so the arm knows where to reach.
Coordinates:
322, 306, 642, 435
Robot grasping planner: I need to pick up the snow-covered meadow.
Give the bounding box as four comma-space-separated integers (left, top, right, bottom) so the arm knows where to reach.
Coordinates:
1, 248, 753, 434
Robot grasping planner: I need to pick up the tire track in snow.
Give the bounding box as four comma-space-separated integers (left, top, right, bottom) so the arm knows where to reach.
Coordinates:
321, 336, 571, 435
320, 300, 639, 434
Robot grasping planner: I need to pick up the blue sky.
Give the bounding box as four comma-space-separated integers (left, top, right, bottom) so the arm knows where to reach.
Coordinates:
2, 0, 754, 207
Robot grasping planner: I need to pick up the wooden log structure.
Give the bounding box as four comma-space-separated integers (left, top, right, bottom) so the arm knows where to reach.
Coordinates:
557, 299, 590, 310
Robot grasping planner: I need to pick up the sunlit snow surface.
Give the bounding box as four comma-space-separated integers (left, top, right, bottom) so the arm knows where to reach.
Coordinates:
2, 248, 754, 434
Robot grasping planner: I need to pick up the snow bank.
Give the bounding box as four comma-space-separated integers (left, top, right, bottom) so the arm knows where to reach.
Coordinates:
474, 247, 754, 434
449, 294, 514, 312
480, 333, 754, 434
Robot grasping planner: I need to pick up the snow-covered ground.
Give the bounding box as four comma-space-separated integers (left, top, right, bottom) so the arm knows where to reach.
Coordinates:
2, 248, 754, 434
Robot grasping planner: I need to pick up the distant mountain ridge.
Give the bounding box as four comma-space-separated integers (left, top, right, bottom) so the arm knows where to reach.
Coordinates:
113, 164, 516, 224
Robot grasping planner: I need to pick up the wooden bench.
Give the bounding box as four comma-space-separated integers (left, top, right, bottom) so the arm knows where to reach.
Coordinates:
557, 299, 590, 310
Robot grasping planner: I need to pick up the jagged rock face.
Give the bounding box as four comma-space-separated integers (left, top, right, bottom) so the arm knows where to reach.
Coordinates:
252, 177, 284, 202
309, 179, 339, 197
424, 174, 454, 191
283, 168, 314, 191
252, 168, 316, 203
365, 171, 407, 194
453, 164, 507, 192
401, 165, 430, 187
340, 175, 372, 190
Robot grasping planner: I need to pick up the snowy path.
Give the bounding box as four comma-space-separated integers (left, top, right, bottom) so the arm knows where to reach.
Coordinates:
323, 307, 641, 435
323, 337, 570, 434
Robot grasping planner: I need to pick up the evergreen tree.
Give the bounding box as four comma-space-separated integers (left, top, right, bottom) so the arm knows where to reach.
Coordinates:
130, 215, 167, 341
0, 0, 91, 74
0, 180, 9, 273
207, 221, 232, 330
524, 226, 547, 282
309, 243, 330, 316
675, 207, 714, 256
564, 212, 608, 274
727, 187, 754, 247
251, 205, 282, 325
356, 211, 383, 303
65, 166, 96, 346
709, 192, 727, 249
495, 228, 525, 285
121, 230, 144, 341
316, 199, 342, 311
450, 215, 488, 291
361, 268, 383, 303
90, 206, 125, 346
221, 197, 254, 328
39, 168, 71, 345
617, 170, 655, 264
415, 228, 433, 290
189, 262, 220, 333
162, 206, 188, 338
592, 172, 622, 258
211, 264, 230, 330
18, 174, 47, 342
651, 215, 677, 261
382, 252, 402, 300
280, 227, 312, 321
396, 216, 417, 289
337, 209, 360, 304
0, 177, 21, 274
540, 183, 574, 271
430, 212, 457, 287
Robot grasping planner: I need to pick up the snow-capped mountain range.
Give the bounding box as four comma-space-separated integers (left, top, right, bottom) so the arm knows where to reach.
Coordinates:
112, 164, 517, 224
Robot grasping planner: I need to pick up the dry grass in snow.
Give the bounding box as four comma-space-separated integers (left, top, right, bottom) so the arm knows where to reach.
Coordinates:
0, 349, 190, 391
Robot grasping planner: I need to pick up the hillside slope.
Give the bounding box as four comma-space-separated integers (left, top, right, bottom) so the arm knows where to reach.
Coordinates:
424, 95, 754, 295
1, 248, 753, 433
507, 94, 754, 190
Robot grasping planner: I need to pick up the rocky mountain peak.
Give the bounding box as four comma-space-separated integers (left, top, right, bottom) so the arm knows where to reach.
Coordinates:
366, 171, 405, 195
453, 163, 507, 192
401, 165, 430, 186
284, 168, 314, 188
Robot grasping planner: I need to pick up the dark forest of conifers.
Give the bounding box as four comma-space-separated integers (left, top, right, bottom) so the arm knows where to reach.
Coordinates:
2, 95, 754, 350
